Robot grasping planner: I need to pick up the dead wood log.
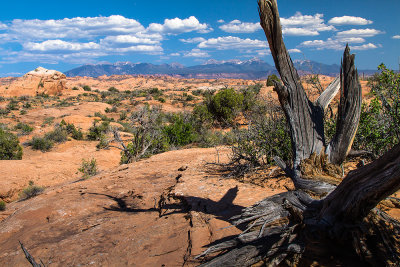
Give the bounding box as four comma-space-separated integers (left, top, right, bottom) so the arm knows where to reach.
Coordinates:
19, 241, 45, 267
198, 144, 400, 266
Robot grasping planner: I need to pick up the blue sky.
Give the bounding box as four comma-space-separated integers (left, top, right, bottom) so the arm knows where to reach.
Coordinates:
0, 0, 399, 76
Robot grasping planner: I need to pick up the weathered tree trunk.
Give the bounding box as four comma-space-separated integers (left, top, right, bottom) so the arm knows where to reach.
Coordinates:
258, 0, 361, 177
198, 0, 400, 265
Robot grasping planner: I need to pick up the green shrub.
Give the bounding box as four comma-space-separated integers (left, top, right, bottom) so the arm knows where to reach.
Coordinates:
65, 123, 83, 140
163, 114, 196, 147
44, 126, 68, 143
352, 64, 400, 157
72, 87, 79, 90
6, 99, 19, 110
78, 158, 98, 179
83, 85, 92, 91
119, 106, 168, 164
0, 200, 5, 211
28, 136, 54, 151
266, 74, 280, 86
14, 122, 34, 135
19, 181, 44, 200
108, 87, 119, 93
0, 128, 23, 159
87, 121, 110, 141
207, 88, 244, 126
230, 105, 291, 169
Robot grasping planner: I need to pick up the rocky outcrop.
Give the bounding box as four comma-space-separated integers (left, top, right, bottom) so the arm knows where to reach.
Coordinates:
0, 67, 67, 97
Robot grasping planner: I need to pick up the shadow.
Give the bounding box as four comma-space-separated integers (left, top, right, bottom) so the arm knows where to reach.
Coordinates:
86, 186, 244, 226
86, 192, 158, 213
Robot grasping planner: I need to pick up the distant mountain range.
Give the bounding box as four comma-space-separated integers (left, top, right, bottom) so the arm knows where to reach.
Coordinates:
65, 58, 376, 79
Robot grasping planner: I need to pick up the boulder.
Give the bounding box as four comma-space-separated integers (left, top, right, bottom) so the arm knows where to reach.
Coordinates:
0, 67, 67, 97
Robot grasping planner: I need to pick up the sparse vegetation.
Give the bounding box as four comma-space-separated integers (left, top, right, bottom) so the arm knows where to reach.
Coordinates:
78, 158, 98, 179
0, 200, 5, 211
87, 121, 110, 141
14, 123, 34, 135
19, 181, 44, 200
83, 85, 92, 91
27, 136, 54, 151
0, 128, 23, 159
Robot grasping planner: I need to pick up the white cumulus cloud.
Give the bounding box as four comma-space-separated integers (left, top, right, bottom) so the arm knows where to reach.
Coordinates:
328, 16, 373, 25
288, 48, 302, 53
198, 36, 267, 50
24, 40, 100, 52
392, 35, 400, 39
337, 28, 384, 38
352, 43, 378, 50
280, 12, 335, 36
219, 20, 261, 33
184, 48, 210, 58
180, 37, 206, 43
148, 16, 212, 34
300, 37, 375, 51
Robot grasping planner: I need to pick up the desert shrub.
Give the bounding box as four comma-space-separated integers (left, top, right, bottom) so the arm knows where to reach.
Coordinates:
14, 122, 34, 135
0, 200, 5, 211
191, 104, 214, 130
0, 108, 10, 116
83, 85, 91, 91
19, 181, 44, 200
352, 64, 400, 157
87, 121, 110, 141
230, 104, 291, 171
96, 134, 110, 149
108, 87, 119, 93
28, 136, 54, 151
44, 126, 68, 143
65, 123, 83, 140
23, 102, 32, 109
118, 106, 168, 164
19, 110, 27, 115
78, 158, 98, 179
207, 88, 244, 126
6, 99, 19, 110
266, 74, 280, 86
158, 97, 166, 103
72, 87, 79, 90
119, 111, 128, 121
163, 114, 196, 147
42, 116, 55, 126
0, 128, 23, 159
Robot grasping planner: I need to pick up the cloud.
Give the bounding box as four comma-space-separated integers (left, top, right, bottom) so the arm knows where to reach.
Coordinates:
328, 16, 373, 25
198, 36, 267, 50
9, 15, 145, 40
170, 53, 181, 56
147, 16, 212, 34
352, 43, 378, 50
0, 23, 7, 30
280, 12, 335, 36
219, 20, 260, 33
100, 35, 160, 47
112, 45, 163, 53
282, 28, 319, 36
337, 28, 384, 38
392, 35, 400, 39
24, 40, 100, 52
184, 48, 210, 58
217, 19, 225, 24
180, 37, 206, 43
300, 37, 368, 50
288, 48, 302, 53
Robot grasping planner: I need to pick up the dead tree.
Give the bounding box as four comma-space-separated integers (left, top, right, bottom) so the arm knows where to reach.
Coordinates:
197, 0, 400, 265
258, 0, 361, 194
